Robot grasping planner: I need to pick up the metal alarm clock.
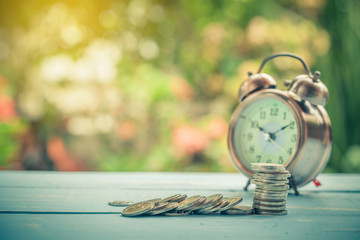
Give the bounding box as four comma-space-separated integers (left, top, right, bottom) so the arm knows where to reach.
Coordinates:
228, 53, 332, 194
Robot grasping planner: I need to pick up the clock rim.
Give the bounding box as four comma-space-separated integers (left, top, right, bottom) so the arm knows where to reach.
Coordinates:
228, 89, 306, 177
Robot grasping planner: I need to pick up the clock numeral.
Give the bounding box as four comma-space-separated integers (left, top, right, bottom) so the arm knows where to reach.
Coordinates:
251, 121, 259, 128
283, 112, 287, 120
278, 156, 284, 164
289, 121, 295, 129
291, 134, 297, 142
260, 111, 266, 119
249, 145, 255, 153
270, 108, 278, 116
266, 159, 272, 163
247, 133, 253, 141
287, 148, 293, 155
256, 155, 261, 163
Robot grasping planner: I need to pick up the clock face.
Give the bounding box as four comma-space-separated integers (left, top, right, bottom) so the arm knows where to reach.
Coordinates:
232, 96, 299, 169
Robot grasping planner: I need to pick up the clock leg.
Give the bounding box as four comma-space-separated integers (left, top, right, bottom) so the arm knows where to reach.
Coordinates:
289, 176, 299, 195
244, 179, 251, 191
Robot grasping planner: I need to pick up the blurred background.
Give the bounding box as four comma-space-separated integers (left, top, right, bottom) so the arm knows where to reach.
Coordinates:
0, 0, 359, 173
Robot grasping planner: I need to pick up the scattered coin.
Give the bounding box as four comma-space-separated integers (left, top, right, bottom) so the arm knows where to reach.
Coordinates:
121, 201, 154, 217
148, 202, 179, 216
108, 200, 134, 207
220, 205, 254, 215
163, 211, 191, 216
218, 196, 243, 212
159, 194, 182, 203
177, 195, 202, 211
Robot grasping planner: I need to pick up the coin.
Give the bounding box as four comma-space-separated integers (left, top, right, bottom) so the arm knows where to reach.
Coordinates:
183, 196, 207, 211
121, 201, 154, 217
163, 211, 191, 216
173, 194, 187, 202
251, 179, 289, 185
197, 194, 223, 210
253, 199, 287, 206
146, 198, 162, 205
177, 195, 202, 211
220, 205, 254, 215
218, 196, 243, 212
255, 189, 289, 196
147, 202, 169, 215
196, 198, 224, 214
255, 184, 290, 191
255, 209, 288, 215
159, 194, 182, 203
148, 202, 179, 216
108, 200, 134, 207
253, 203, 286, 211
254, 172, 291, 180
251, 163, 285, 172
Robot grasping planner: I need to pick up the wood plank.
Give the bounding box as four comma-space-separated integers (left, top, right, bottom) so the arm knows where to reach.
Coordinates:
0, 212, 359, 240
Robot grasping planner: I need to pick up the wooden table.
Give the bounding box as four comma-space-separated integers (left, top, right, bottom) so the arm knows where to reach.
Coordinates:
0, 171, 359, 240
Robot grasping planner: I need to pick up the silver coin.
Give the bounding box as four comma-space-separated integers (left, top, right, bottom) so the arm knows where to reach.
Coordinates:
163, 210, 191, 216
251, 179, 289, 185
257, 170, 291, 175
251, 163, 285, 172
255, 184, 290, 191
177, 195, 202, 210
220, 205, 254, 215
255, 189, 289, 195
218, 196, 243, 212
159, 194, 182, 203
173, 194, 187, 202
253, 203, 287, 211
183, 196, 207, 211
196, 198, 224, 214
197, 194, 223, 210
255, 209, 288, 215
253, 199, 287, 206
108, 200, 134, 207
121, 201, 154, 217
148, 202, 180, 216
254, 173, 291, 180
254, 192, 288, 200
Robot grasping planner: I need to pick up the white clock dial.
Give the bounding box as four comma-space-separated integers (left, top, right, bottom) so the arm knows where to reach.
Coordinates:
233, 97, 299, 167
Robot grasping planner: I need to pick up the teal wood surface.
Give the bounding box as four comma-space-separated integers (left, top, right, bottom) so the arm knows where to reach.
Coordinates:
0, 171, 359, 240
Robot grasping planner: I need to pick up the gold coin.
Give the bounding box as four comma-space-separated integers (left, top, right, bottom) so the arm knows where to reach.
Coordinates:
251, 179, 289, 185
255, 184, 290, 191
177, 195, 201, 210
108, 200, 133, 207
121, 201, 154, 217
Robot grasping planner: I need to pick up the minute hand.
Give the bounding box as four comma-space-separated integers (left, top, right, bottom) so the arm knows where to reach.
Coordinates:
272, 122, 292, 134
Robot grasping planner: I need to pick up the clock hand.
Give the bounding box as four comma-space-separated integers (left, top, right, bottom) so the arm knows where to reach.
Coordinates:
272, 122, 292, 135
267, 137, 287, 154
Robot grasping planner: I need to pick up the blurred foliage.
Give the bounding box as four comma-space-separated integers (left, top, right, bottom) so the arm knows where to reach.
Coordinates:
0, 0, 359, 172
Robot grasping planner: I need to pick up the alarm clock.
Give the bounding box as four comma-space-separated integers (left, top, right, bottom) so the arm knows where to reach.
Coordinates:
228, 53, 332, 193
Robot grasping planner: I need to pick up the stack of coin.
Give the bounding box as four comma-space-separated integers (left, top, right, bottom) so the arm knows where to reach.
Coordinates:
109, 193, 254, 217
250, 163, 291, 216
